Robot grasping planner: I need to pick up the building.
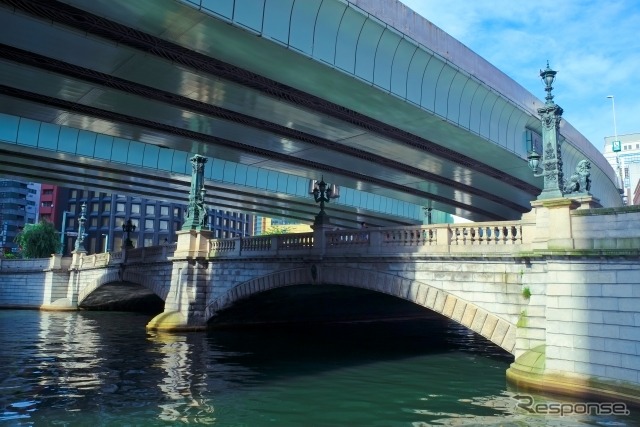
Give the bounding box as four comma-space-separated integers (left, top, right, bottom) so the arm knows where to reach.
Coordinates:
38, 183, 65, 226
0, 180, 40, 254
603, 133, 640, 205
59, 189, 255, 255
253, 216, 313, 235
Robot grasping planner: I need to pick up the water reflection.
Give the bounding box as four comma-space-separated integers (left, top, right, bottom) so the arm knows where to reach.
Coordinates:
0, 310, 637, 426
147, 332, 215, 423
36, 312, 105, 392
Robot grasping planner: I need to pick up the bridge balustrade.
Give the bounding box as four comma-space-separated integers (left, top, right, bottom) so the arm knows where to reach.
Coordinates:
326, 230, 369, 246
450, 222, 523, 246
277, 233, 313, 250
205, 221, 532, 259
381, 227, 436, 246
81, 252, 111, 268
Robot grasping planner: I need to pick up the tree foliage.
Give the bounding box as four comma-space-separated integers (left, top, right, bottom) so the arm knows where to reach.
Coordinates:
14, 220, 61, 258
261, 225, 293, 235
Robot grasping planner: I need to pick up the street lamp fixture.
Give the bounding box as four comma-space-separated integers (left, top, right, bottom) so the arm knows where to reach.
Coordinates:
59, 210, 70, 255
527, 150, 542, 175
309, 177, 339, 226
102, 233, 109, 253
122, 218, 136, 248
607, 95, 624, 194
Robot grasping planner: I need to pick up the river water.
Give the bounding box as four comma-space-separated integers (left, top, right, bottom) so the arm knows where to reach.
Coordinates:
0, 309, 637, 426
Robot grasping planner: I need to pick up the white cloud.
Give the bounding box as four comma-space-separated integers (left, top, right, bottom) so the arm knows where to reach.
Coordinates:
399, 0, 640, 149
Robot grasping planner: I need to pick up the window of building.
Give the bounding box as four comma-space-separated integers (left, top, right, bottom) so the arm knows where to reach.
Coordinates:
145, 219, 154, 230
41, 201, 53, 207
160, 206, 169, 216
92, 202, 99, 213
159, 220, 168, 230
70, 190, 78, 199
116, 203, 125, 212
144, 236, 153, 247
68, 203, 76, 213
103, 202, 111, 212
131, 204, 140, 214
173, 207, 181, 217
90, 218, 98, 227
68, 218, 75, 228
43, 189, 53, 195
101, 217, 110, 228
146, 205, 155, 215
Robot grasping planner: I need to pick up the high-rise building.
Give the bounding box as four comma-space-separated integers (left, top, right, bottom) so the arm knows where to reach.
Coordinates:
0, 180, 40, 254
603, 134, 640, 205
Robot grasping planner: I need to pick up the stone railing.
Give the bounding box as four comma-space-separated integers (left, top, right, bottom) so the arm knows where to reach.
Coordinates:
80, 252, 111, 268
210, 233, 314, 257
205, 221, 534, 259
69, 244, 178, 270
450, 222, 523, 246
0, 253, 74, 272
122, 244, 177, 264
0, 257, 54, 272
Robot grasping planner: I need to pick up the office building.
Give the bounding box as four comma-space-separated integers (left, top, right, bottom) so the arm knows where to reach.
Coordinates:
0, 180, 40, 254
603, 133, 640, 205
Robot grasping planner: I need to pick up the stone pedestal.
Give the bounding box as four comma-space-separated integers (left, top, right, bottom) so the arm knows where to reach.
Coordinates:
174, 229, 214, 259
530, 198, 578, 250
311, 220, 333, 258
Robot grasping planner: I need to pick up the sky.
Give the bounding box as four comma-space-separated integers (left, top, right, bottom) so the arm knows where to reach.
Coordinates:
398, 0, 640, 151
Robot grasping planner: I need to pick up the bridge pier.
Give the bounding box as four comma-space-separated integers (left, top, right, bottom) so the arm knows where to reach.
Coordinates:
146, 230, 212, 332
508, 198, 640, 406
40, 251, 85, 310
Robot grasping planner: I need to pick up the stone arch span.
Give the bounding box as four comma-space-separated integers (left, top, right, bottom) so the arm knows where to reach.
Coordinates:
205, 266, 516, 354
77, 268, 169, 305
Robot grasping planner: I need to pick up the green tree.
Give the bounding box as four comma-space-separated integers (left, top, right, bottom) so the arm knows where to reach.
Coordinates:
261, 225, 293, 235
14, 220, 61, 258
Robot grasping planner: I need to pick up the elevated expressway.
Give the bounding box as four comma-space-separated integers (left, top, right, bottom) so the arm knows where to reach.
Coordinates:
0, 0, 621, 228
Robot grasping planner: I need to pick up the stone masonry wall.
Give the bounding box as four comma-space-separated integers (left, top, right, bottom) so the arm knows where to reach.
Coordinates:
0, 270, 49, 308
543, 258, 640, 385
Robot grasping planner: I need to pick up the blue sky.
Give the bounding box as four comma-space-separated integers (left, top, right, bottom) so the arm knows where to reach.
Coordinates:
399, 0, 640, 150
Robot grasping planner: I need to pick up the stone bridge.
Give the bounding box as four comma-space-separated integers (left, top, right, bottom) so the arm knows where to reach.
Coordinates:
1, 198, 639, 405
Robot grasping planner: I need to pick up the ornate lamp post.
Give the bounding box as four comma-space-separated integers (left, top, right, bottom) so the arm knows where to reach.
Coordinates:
527, 62, 565, 199
74, 203, 87, 253
309, 177, 339, 226
182, 154, 209, 231
122, 218, 136, 248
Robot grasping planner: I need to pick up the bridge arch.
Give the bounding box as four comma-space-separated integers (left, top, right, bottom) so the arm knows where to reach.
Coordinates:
205, 266, 516, 354
77, 268, 169, 305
